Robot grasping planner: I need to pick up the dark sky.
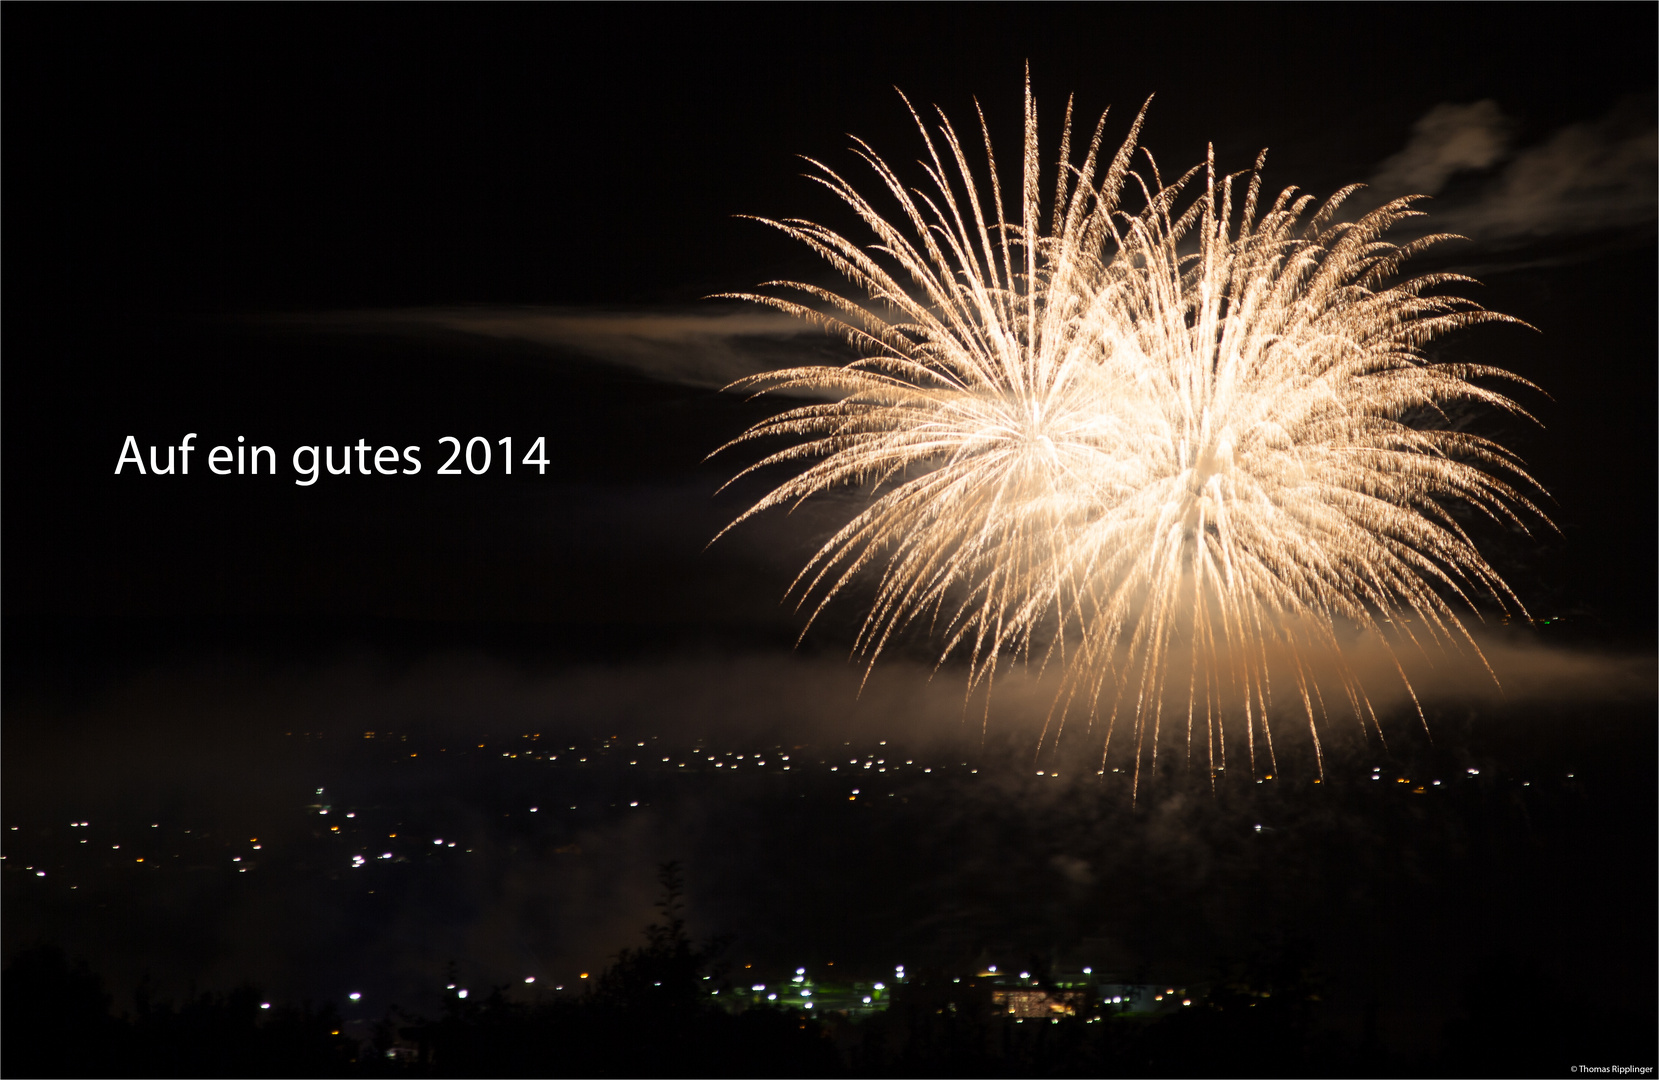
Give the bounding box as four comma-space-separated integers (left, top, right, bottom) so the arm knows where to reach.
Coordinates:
3, 5, 1655, 1046
6, 5, 1654, 666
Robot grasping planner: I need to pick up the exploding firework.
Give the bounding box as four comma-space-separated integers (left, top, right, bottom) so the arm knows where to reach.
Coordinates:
714, 77, 1546, 788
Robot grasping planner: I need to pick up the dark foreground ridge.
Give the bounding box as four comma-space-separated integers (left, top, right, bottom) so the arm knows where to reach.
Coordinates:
6, 864, 1651, 1079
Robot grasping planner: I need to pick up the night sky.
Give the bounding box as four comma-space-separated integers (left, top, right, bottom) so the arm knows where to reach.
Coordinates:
5, 6, 1654, 1070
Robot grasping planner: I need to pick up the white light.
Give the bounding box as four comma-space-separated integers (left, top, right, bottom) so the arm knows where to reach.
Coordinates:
349, 993, 361, 1001
261, 1003, 270, 1010
458, 989, 468, 999
529, 807, 538, 812
1467, 768, 1480, 775
1018, 971, 1029, 979
629, 801, 639, 807
863, 996, 872, 1004
433, 839, 443, 845
802, 990, 812, 996
873, 982, 885, 990
525, 977, 535, 983
804, 1002, 813, 1009
752, 984, 766, 992
988, 966, 996, 973
1082, 967, 1092, 975
767, 993, 777, 1001
796, 967, 806, 974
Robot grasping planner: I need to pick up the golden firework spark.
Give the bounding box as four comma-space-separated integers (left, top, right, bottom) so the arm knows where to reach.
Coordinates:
714, 76, 1546, 791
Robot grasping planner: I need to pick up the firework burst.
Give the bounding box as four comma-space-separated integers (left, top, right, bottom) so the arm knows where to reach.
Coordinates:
714, 77, 1546, 789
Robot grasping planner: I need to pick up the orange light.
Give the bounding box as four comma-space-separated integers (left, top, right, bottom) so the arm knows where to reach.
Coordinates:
136, 858, 144, 862
579, 973, 589, 979
331, 826, 340, 832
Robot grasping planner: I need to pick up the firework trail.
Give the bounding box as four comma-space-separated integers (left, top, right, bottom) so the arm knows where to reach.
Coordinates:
714, 76, 1546, 790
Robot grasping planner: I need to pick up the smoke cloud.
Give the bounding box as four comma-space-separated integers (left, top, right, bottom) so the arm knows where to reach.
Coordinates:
1370, 97, 1657, 244
264, 307, 831, 390
1369, 100, 1513, 198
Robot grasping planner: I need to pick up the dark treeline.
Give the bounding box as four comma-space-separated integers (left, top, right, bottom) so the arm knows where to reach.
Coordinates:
4, 866, 1650, 1078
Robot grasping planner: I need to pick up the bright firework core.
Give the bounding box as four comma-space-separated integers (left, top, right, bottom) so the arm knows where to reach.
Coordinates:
716, 78, 1546, 791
